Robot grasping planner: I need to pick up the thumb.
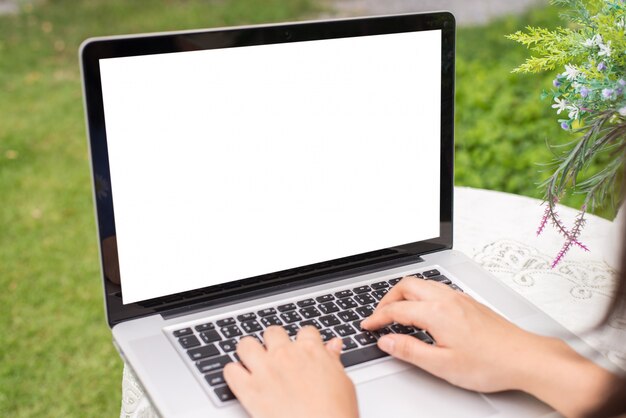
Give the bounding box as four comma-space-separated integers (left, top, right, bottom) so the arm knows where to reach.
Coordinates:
378, 334, 445, 371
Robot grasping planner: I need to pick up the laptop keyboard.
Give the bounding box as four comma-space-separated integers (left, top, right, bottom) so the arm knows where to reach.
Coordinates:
169, 269, 463, 404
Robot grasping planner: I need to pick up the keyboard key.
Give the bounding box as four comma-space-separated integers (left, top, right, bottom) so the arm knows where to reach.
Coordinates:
413, 273, 425, 279
337, 310, 359, 322
216, 318, 236, 327
173, 328, 193, 337
353, 285, 371, 294
320, 329, 336, 342
261, 315, 283, 327
296, 298, 316, 307
237, 312, 256, 322
205, 371, 225, 387
370, 281, 389, 290
340, 344, 388, 367
219, 339, 238, 352
335, 290, 353, 298
428, 275, 451, 284
449, 283, 464, 292
258, 308, 277, 317
194, 323, 214, 332
354, 294, 376, 306
388, 277, 401, 286
315, 294, 334, 303
197, 354, 232, 374
372, 289, 388, 300
336, 298, 358, 310
220, 325, 243, 339
352, 320, 362, 331
214, 385, 236, 402
200, 330, 222, 344
178, 335, 201, 349
375, 327, 393, 337
283, 323, 299, 336
318, 301, 340, 314
299, 306, 321, 319
300, 319, 322, 330
422, 269, 441, 278
334, 324, 357, 337
342, 337, 358, 351
355, 305, 374, 318
354, 332, 377, 346
187, 344, 219, 361
242, 333, 263, 344
414, 331, 435, 344
277, 303, 296, 312
390, 324, 414, 334
241, 320, 263, 333
280, 311, 302, 323
319, 314, 341, 327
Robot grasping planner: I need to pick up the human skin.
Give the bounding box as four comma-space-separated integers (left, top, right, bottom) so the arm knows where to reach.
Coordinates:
225, 277, 621, 418
223, 326, 358, 418
361, 278, 620, 418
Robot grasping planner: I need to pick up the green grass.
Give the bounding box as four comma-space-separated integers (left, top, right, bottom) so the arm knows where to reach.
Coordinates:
0, 1, 317, 416
0, 1, 608, 416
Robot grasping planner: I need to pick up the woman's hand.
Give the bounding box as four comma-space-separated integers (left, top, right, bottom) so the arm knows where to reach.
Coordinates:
361, 276, 618, 417
224, 326, 359, 418
361, 277, 537, 393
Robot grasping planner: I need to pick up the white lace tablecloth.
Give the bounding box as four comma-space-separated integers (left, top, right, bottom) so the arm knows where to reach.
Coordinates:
120, 187, 626, 417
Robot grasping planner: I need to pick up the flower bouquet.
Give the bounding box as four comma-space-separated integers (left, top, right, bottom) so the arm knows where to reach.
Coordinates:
507, 0, 626, 266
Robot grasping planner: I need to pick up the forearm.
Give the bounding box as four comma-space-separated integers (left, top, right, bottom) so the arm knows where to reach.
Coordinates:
513, 335, 618, 418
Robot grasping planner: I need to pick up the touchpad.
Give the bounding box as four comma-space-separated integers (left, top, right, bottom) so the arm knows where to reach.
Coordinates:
356, 368, 498, 418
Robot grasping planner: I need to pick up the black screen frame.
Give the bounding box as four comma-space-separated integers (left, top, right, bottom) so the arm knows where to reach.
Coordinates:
80, 12, 455, 328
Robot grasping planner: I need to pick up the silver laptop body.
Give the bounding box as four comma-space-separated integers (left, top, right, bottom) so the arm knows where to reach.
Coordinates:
80, 12, 597, 417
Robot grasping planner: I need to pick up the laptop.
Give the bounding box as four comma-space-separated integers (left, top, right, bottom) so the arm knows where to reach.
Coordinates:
80, 12, 591, 417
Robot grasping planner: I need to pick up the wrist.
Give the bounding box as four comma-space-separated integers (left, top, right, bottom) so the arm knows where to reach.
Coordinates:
513, 334, 614, 417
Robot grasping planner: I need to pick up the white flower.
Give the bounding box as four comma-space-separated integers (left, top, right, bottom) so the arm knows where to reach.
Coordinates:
619, 107, 626, 117
552, 97, 568, 114
598, 40, 612, 57
582, 34, 602, 48
567, 105, 580, 120
562, 64, 580, 81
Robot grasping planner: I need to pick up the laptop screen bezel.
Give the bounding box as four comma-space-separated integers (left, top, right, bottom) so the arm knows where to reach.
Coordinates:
80, 12, 455, 328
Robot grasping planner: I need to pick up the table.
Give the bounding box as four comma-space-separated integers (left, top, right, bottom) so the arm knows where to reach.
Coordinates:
119, 187, 626, 417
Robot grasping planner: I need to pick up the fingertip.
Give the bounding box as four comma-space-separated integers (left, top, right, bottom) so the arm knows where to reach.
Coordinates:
223, 361, 248, 384
325, 337, 342, 355
377, 335, 395, 353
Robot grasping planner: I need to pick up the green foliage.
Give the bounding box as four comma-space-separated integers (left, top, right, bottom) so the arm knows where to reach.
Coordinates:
505, 0, 626, 221
507, 26, 578, 73
0, 1, 316, 416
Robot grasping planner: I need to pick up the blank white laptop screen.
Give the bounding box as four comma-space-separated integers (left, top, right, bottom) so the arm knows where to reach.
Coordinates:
99, 29, 442, 304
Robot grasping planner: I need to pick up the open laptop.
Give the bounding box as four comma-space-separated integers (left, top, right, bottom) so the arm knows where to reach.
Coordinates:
80, 12, 590, 417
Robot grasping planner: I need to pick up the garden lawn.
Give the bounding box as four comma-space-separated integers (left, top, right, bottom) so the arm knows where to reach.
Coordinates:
0, 1, 605, 417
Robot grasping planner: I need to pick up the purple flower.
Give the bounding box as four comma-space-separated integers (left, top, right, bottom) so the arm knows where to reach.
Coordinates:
602, 88, 614, 99
561, 122, 570, 130
598, 62, 607, 71
619, 79, 626, 86
553, 79, 562, 88
580, 87, 590, 97
617, 88, 624, 96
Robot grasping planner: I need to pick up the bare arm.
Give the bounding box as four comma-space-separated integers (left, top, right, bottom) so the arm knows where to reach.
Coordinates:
362, 277, 622, 417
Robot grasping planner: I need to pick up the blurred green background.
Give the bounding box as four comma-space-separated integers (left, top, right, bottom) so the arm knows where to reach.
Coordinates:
0, 0, 589, 416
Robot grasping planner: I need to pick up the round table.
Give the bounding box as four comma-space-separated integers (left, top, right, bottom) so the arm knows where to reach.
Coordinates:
119, 187, 626, 417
